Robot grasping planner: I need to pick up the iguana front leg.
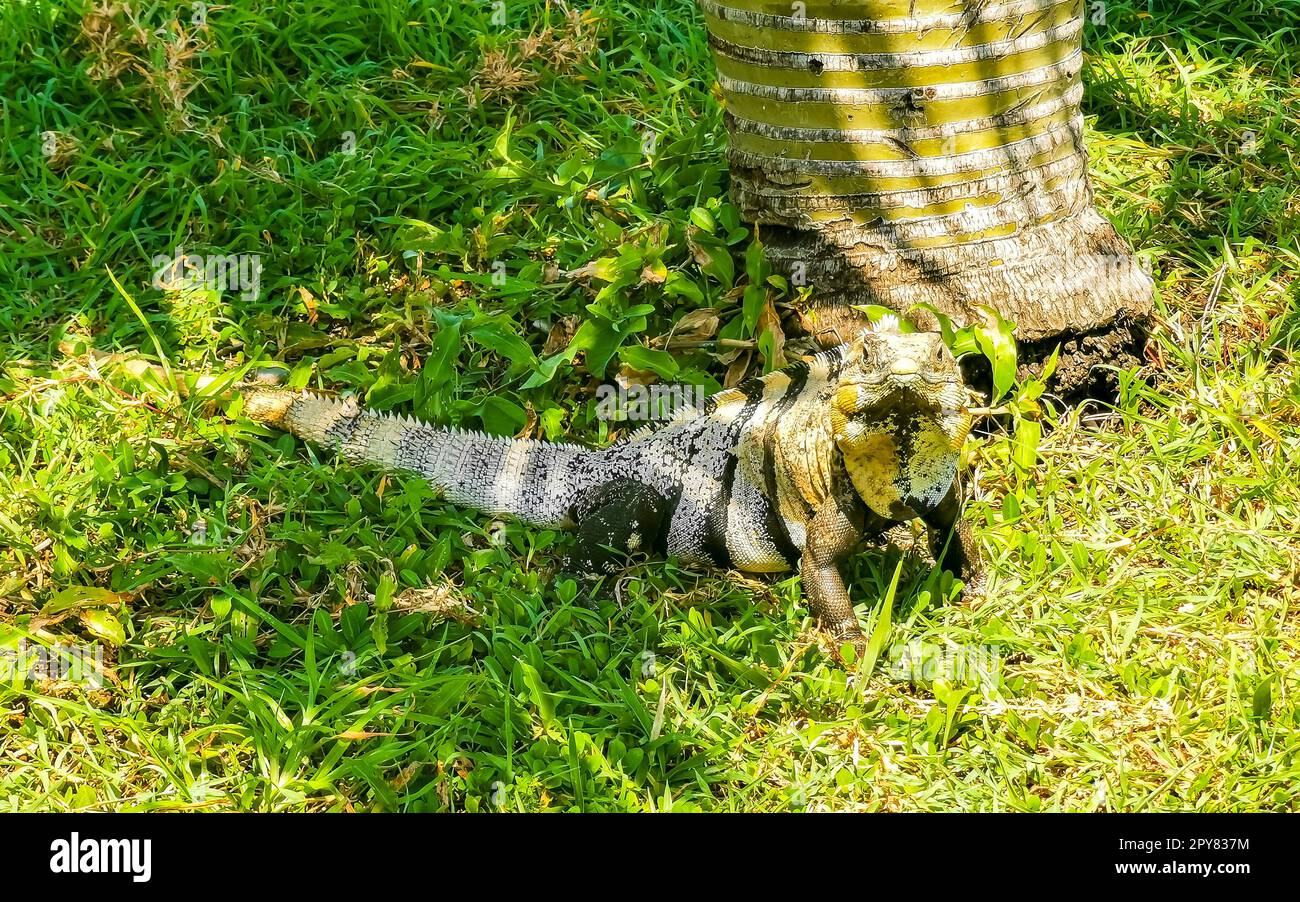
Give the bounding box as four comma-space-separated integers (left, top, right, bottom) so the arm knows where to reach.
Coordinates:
921, 481, 983, 591
801, 496, 867, 643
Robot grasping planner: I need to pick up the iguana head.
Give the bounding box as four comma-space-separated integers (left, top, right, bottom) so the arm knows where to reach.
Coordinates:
830, 327, 973, 521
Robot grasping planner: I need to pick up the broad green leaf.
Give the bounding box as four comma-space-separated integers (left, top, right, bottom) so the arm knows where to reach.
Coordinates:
367, 346, 415, 409
470, 322, 538, 372
758, 325, 782, 373
940, 684, 973, 747
422, 311, 466, 390
40, 586, 121, 617
912, 302, 957, 345
80, 609, 125, 646
974, 305, 1018, 403
568, 319, 625, 378
1012, 419, 1042, 472
480, 396, 527, 435
663, 272, 704, 303
744, 237, 769, 285
742, 284, 766, 334
521, 347, 579, 390
619, 345, 679, 378
492, 109, 516, 163
370, 610, 388, 655
693, 237, 734, 288
518, 661, 557, 728
689, 207, 716, 232
851, 304, 918, 332
374, 573, 396, 613
1253, 677, 1273, 720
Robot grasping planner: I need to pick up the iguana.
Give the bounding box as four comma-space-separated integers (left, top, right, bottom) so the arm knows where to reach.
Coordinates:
235, 325, 981, 650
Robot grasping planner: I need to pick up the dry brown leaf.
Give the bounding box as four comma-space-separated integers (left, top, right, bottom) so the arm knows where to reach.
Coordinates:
724, 351, 753, 389
542, 316, 581, 356
390, 763, 422, 791
758, 297, 786, 370
640, 263, 666, 285
657, 307, 720, 349
616, 363, 658, 389
335, 730, 395, 741
517, 403, 539, 440
297, 286, 319, 324
392, 585, 480, 625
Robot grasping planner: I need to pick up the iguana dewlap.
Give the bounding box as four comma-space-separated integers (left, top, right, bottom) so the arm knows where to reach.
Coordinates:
242, 328, 980, 646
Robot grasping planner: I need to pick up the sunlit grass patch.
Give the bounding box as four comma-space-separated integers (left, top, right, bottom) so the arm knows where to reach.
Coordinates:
1, 0, 1297, 811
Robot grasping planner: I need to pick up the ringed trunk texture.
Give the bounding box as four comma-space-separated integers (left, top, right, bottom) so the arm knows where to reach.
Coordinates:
700, 0, 1155, 393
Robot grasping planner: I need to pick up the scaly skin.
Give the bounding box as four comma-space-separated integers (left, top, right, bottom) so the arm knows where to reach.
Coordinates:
239, 326, 981, 652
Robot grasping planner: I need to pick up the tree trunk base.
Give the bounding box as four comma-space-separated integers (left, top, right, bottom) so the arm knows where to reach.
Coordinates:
768, 207, 1155, 403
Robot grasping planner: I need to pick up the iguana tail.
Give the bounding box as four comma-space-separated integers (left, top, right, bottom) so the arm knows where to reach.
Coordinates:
243, 388, 598, 529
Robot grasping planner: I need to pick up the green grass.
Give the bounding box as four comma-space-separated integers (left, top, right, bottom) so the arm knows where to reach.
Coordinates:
1, 0, 1298, 811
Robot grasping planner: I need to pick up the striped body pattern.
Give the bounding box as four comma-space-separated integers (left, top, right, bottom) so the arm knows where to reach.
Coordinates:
243, 328, 979, 646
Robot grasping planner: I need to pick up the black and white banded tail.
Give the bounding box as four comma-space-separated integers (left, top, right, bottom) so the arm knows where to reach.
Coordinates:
242, 389, 601, 528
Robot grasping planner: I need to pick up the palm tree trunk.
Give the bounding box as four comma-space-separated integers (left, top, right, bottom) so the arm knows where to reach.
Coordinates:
700, 0, 1153, 393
